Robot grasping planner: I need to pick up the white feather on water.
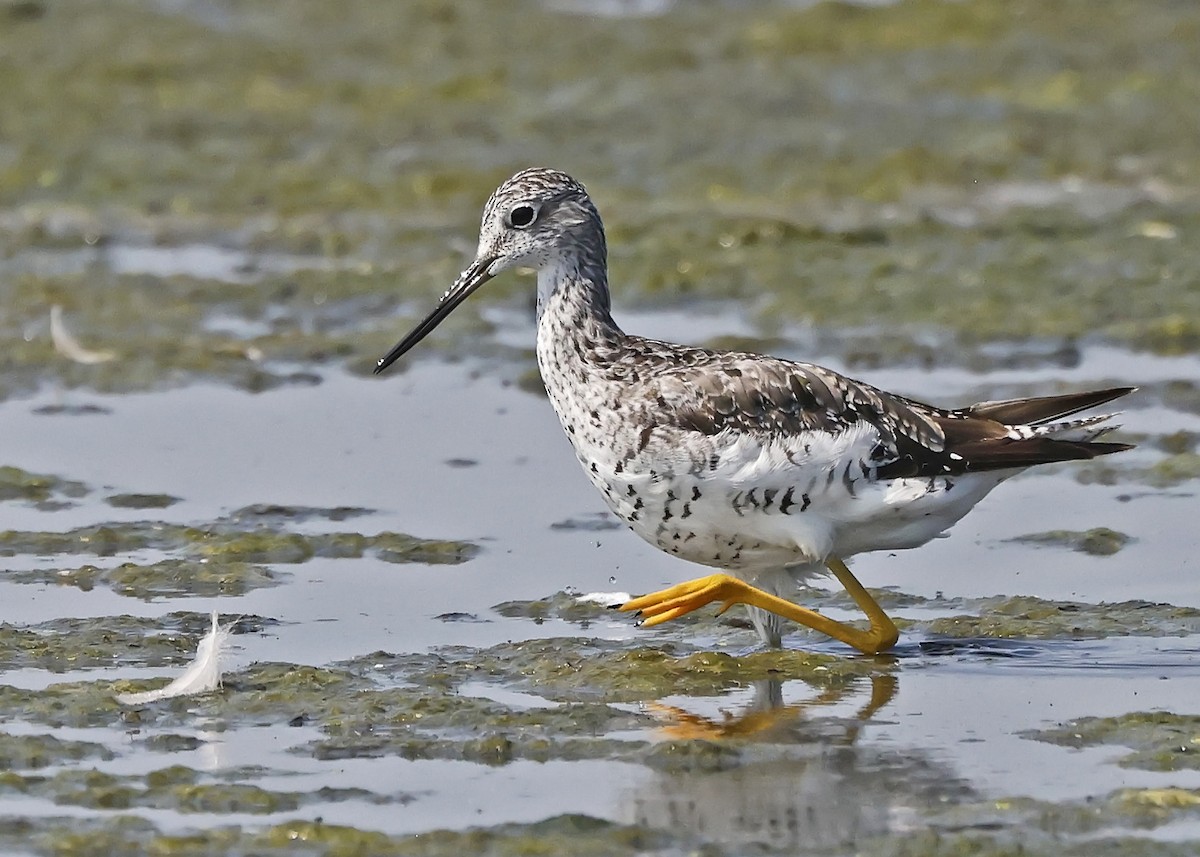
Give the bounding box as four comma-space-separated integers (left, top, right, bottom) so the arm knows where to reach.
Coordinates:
116, 611, 233, 705
50, 305, 117, 364
575, 591, 631, 607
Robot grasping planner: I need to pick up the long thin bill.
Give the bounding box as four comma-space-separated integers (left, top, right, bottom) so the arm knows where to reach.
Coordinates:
374, 257, 495, 375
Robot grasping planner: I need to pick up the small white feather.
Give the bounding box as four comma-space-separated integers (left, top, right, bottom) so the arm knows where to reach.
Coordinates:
50, 305, 116, 364
116, 611, 233, 705
575, 591, 631, 606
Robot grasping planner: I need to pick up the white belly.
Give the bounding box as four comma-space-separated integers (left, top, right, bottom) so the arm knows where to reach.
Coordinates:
562, 416, 1008, 575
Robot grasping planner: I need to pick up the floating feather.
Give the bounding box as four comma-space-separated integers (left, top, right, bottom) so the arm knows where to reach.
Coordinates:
50, 304, 116, 364
116, 611, 232, 705
575, 591, 631, 607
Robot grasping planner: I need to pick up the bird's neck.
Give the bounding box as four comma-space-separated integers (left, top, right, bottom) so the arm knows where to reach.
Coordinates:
536, 252, 621, 332
535, 253, 625, 374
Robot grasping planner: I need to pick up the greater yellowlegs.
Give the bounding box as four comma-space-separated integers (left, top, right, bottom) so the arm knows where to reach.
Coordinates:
375, 168, 1134, 654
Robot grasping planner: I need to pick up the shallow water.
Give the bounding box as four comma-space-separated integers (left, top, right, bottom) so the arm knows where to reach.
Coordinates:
3, 0, 1200, 853
2, 331, 1199, 853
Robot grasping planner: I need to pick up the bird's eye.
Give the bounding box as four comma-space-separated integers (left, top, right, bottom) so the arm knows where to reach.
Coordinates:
509, 204, 537, 228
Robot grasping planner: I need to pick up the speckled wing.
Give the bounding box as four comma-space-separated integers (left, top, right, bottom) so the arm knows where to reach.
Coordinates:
619, 339, 1132, 480
623, 340, 947, 469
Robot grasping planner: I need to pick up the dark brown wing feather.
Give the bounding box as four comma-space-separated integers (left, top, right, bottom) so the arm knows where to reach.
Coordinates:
966, 386, 1135, 425
938, 438, 1133, 472
876, 389, 1135, 478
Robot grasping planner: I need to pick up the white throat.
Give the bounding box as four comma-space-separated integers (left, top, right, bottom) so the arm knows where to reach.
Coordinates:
535, 257, 574, 322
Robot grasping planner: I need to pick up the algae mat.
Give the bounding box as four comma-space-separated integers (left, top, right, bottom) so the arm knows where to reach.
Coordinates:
1, 357, 1197, 855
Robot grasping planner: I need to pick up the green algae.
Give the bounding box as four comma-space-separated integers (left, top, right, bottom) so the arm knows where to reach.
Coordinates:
98, 637, 892, 766
0, 765, 391, 816
0, 614, 1195, 853
0, 682, 125, 730
856, 833, 1199, 857
189, 529, 316, 564
1075, 446, 1200, 489
140, 734, 204, 754
496, 641, 884, 702
109, 653, 646, 766
3, 588, 1188, 754
0, 801, 1194, 857
0, 615, 203, 674
1117, 787, 1200, 814
0, 465, 87, 506
9, 559, 279, 599
843, 786, 1200, 854
1026, 712, 1200, 772
1147, 452, 1200, 487
0, 731, 113, 771
365, 635, 892, 705
0, 814, 671, 857
499, 589, 1200, 648
218, 658, 652, 765
0, 522, 167, 557
0, 0, 1198, 408
0, 511, 478, 569
493, 590, 623, 625
225, 504, 373, 524
104, 493, 180, 510
308, 642, 890, 761
187, 526, 477, 565
3, 0, 1197, 214
919, 596, 1200, 642
108, 559, 276, 598
368, 531, 478, 564
643, 739, 743, 774
1011, 527, 1132, 556
0, 612, 269, 690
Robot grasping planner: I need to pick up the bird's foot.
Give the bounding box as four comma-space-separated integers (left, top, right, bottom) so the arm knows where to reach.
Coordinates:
621, 564, 899, 656
619, 573, 745, 626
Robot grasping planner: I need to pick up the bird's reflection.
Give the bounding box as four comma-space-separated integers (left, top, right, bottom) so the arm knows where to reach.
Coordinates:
645, 673, 898, 744
624, 672, 968, 854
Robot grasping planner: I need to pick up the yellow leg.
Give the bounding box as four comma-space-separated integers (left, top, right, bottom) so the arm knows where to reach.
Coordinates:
825, 555, 899, 653
619, 556, 899, 655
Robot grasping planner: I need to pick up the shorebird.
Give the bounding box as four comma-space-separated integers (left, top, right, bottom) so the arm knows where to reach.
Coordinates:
375, 168, 1133, 654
